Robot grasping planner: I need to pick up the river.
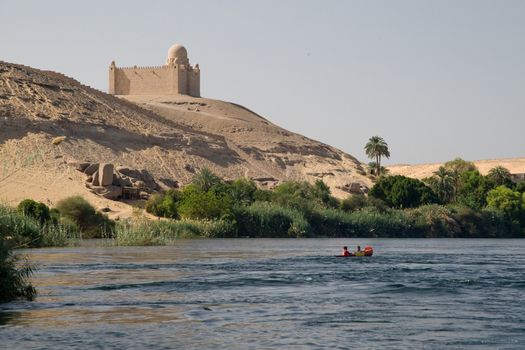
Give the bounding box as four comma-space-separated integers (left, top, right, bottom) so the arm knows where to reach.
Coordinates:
1, 239, 524, 349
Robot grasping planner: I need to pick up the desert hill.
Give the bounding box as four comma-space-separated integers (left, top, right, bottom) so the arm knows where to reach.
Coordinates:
387, 158, 525, 179
0, 61, 370, 217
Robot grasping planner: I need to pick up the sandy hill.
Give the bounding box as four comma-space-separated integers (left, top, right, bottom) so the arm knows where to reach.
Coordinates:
0, 61, 370, 217
388, 158, 525, 179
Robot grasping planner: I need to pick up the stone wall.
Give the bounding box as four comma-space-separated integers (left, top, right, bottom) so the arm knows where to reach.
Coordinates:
109, 64, 200, 97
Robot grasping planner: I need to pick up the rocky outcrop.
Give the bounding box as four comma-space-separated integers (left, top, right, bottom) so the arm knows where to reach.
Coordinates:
337, 182, 368, 195
99, 163, 114, 186
67, 161, 156, 200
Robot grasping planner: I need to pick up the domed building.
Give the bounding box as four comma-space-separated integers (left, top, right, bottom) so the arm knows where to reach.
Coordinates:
109, 43, 200, 97
166, 44, 189, 65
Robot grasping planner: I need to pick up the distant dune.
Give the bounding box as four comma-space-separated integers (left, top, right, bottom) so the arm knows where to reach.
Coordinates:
0, 61, 371, 217
388, 157, 525, 179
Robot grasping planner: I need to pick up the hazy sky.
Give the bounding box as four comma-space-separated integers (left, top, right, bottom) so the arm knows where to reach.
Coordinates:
1, 0, 524, 164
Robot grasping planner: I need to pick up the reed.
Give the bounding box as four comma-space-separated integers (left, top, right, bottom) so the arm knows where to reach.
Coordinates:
0, 238, 36, 303
114, 218, 236, 246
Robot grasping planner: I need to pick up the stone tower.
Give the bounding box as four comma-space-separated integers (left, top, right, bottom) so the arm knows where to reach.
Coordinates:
109, 43, 200, 97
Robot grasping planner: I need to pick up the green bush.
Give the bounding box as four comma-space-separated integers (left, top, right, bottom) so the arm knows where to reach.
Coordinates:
144, 190, 180, 218
370, 175, 438, 208
456, 170, 494, 210
443, 205, 522, 238
55, 196, 114, 238
340, 194, 388, 213
228, 178, 258, 205
1, 204, 42, 247
272, 180, 337, 213
17, 199, 51, 225
144, 193, 165, 217
1, 204, 79, 247
177, 184, 233, 220
340, 194, 368, 212
253, 188, 273, 202
486, 185, 523, 219
515, 181, 525, 193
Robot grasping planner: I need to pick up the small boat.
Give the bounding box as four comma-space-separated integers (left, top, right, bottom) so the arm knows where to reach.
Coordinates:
336, 246, 373, 257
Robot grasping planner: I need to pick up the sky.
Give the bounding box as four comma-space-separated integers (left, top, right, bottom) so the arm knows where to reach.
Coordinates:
1, 0, 524, 165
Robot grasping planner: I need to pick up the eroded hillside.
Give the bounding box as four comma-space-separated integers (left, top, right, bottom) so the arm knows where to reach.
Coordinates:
0, 61, 370, 214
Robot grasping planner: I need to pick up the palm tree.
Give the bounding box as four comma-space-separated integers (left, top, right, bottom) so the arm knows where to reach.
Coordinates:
364, 136, 390, 177
192, 168, 221, 192
432, 166, 455, 203
367, 162, 389, 176
443, 158, 476, 202
487, 166, 512, 186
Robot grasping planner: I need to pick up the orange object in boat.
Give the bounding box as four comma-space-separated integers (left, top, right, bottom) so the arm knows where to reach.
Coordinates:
363, 246, 373, 256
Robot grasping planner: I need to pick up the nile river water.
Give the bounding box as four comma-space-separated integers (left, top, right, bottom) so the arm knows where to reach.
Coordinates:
1, 239, 524, 349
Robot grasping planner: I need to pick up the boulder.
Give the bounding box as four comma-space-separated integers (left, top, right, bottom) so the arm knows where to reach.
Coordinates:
116, 166, 141, 179
101, 185, 122, 199
112, 173, 123, 186
67, 161, 90, 172
339, 182, 364, 194
118, 175, 133, 187
133, 180, 145, 189
348, 182, 362, 193
84, 163, 99, 176
91, 185, 122, 200
99, 163, 114, 186
75, 162, 90, 172
91, 170, 100, 186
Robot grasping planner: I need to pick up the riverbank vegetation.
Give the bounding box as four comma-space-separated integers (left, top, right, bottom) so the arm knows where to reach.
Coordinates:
133, 160, 524, 243
1, 159, 524, 248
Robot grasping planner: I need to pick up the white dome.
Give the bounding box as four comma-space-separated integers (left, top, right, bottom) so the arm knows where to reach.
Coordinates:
167, 44, 188, 60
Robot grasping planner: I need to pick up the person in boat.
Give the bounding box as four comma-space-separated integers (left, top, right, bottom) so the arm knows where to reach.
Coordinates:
356, 245, 361, 252
342, 246, 351, 256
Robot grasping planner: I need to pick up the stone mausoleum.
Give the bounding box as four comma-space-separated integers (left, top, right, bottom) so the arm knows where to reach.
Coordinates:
109, 43, 200, 97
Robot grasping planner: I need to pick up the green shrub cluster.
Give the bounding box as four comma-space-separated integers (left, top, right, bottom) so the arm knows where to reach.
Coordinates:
369, 175, 438, 208
55, 196, 114, 239
137, 166, 524, 242
1, 196, 114, 248
0, 203, 79, 248
17, 199, 51, 225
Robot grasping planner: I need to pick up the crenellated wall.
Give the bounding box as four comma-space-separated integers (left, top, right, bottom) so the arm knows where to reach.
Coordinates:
109, 63, 200, 97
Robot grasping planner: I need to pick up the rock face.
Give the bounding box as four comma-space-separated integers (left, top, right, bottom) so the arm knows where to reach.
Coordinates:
69, 161, 150, 200
84, 164, 99, 176
99, 163, 114, 186
0, 61, 371, 201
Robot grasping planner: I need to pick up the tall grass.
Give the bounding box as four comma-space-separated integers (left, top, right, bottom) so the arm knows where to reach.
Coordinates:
234, 202, 310, 237
0, 204, 79, 247
114, 218, 236, 246
0, 238, 36, 302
